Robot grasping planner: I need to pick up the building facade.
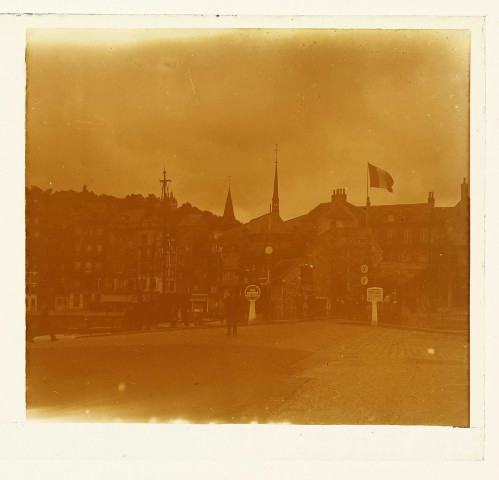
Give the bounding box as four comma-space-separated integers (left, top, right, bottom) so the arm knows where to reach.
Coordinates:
26, 167, 469, 327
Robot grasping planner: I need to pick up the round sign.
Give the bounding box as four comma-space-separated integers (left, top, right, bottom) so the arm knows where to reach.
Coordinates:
361, 264, 368, 274
264, 245, 274, 255
245, 285, 261, 301
360, 276, 368, 286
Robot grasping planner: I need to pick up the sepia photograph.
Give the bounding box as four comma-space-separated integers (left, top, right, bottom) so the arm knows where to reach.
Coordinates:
24, 26, 472, 427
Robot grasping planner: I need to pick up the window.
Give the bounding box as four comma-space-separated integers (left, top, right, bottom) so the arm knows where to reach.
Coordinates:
97, 244, 103, 253
335, 219, 344, 228
141, 234, 148, 245
87, 244, 92, 253
73, 294, 80, 308
95, 262, 102, 273
151, 278, 157, 290
388, 214, 395, 223
403, 229, 412, 244
420, 228, 428, 244
85, 262, 92, 273
403, 252, 413, 262
387, 229, 394, 244
75, 261, 81, 272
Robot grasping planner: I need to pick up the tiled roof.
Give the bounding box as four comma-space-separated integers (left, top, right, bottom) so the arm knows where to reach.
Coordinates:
223, 212, 289, 237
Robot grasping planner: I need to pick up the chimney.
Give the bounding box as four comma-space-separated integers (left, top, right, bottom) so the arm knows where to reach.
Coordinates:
331, 188, 347, 203
461, 178, 469, 201
428, 191, 435, 207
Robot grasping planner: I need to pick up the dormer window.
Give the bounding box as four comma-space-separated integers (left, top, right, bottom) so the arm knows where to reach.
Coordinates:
388, 214, 395, 223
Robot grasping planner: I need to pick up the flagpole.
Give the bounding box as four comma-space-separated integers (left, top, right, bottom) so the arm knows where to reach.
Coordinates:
366, 163, 369, 229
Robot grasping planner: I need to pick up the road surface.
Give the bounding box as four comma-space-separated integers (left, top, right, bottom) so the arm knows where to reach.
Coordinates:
26, 319, 469, 425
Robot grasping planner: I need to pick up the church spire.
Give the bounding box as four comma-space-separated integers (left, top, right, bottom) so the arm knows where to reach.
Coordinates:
272, 144, 279, 214
222, 176, 236, 225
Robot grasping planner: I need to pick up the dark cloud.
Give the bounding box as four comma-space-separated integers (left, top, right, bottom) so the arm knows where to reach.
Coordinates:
26, 29, 470, 221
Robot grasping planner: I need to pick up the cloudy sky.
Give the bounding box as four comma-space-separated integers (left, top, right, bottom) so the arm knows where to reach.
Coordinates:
26, 28, 470, 222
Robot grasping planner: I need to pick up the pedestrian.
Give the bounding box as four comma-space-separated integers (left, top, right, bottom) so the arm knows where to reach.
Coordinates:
42, 305, 57, 342
26, 314, 35, 343
225, 291, 238, 336
183, 304, 191, 327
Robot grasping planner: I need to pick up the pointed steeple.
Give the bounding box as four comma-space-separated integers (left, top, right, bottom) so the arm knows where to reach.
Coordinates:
272, 144, 279, 214
222, 177, 237, 226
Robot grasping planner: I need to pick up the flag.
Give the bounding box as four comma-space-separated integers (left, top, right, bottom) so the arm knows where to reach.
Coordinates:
368, 163, 394, 192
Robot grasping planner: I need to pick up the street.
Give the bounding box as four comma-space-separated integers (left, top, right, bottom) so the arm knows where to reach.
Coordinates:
26, 319, 469, 426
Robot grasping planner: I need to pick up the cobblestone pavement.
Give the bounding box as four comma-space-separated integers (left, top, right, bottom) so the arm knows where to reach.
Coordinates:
27, 319, 469, 426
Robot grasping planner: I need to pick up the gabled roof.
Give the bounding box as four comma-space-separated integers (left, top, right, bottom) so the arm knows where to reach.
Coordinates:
366, 203, 435, 224
223, 211, 289, 238
285, 200, 364, 228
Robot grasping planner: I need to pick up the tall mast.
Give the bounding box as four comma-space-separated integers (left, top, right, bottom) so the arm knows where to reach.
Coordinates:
271, 143, 280, 214
159, 167, 171, 296
366, 162, 370, 228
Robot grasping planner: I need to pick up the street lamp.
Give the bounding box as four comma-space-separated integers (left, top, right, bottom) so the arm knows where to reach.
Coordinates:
264, 244, 273, 320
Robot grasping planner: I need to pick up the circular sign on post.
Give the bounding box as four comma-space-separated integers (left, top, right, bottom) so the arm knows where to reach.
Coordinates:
360, 276, 368, 286
264, 245, 274, 255
245, 285, 261, 301
361, 264, 368, 274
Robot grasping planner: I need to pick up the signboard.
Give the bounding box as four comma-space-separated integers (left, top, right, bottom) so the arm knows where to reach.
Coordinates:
367, 287, 383, 302
245, 285, 261, 323
360, 276, 368, 286
361, 264, 368, 274
366, 287, 383, 327
245, 285, 261, 301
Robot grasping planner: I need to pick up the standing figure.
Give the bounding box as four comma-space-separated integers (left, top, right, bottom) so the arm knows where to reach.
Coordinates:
42, 305, 57, 342
225, 291, 238, 336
